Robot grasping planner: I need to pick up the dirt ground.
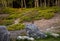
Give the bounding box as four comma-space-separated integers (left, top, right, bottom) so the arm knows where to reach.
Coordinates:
9, 12, 60, 38
24, 12, 60, 32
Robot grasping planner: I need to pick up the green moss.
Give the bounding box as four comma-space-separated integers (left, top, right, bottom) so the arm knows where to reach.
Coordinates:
43, 13, 54, 19
7, 23, 25, 31
21, 16, 32, 22
0, 20, 13, 26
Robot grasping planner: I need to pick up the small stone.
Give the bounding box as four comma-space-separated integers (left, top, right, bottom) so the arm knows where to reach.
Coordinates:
17, 36, 34, 41
50, 33, 60, 38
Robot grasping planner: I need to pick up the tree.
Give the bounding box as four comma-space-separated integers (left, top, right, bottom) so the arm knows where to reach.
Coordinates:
21, 0, 23, 8
35, 0, 39, 7
0, 0, 7, 8
48, 0, 50, 6
55, 0, 58, 6
24, 0, 26, 8
40, 0, 42, 7
57, 0, 60, 6
44, 0, 46, 7
0, 0, 60, 8
6, 0, 13, 7
35, 0, 36, 7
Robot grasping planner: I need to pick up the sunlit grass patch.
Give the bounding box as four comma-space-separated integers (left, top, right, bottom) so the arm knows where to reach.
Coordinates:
7, 23, 25, 31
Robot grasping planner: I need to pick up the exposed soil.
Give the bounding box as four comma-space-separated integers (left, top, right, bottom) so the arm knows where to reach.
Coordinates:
0, 14, 9, 17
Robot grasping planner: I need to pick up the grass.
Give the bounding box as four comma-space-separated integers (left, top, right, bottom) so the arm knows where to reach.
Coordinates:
15, 37, 60, 41
7, 7, 56, 20
0, 6, 60, 27
36, 38, 60, 41
36, 32, 60, 41
0, 20, 13, 26
7, 23, 25, 31
15, 32, 60, 41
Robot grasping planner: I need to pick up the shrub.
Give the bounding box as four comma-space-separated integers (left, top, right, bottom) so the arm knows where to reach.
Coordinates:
38, 10, 54, 19
0, 20, 13, 26
43, 13, 54, 19
21, 16, 32, 22
7, 23, 25, 31
1, 7, 18, 14
34, 13, 42, 20
34, 16, 41, 20
8, 14, 20, 19
51, 6, 60, 13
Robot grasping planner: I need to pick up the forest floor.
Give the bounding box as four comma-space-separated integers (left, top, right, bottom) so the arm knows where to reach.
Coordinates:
0, 12, 60, 32
24, 12, 60, 32
9, 12, 60, 41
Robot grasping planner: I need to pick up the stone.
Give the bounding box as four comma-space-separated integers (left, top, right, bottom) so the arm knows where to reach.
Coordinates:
0, 26, 10, 41
50, 33, 60, 38
25, 24, 47, 38
17, 36, 34, 41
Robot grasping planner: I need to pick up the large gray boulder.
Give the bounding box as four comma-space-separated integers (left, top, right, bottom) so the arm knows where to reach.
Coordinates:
0, 26, 10, 41
25, 24, 47, 38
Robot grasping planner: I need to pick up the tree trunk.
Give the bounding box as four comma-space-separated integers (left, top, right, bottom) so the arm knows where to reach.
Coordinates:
1, 0, 4, 7
1, 0, 7, 8
35, 0, 36, 7
40, 0, 42, 7
48, 0, 50, 6
4, 0, 7, 8
59, 0, 60, 6
24, 0, 26, 8
55, 0, 58, 6
21, 0, 23, 8
36, 0, 39, 7
44, 0, 46, 7
57, 0, 60, 6
51, 0, 55, 6
35, 0, 39, 7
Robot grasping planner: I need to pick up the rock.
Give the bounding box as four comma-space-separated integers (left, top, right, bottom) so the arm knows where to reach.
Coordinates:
50, 33, 60, 38
25, 24, 47, 38
0, 26, 10, 41
14, 18, 20, 24
46, 26, 60, 34
17, 36, 34, 41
